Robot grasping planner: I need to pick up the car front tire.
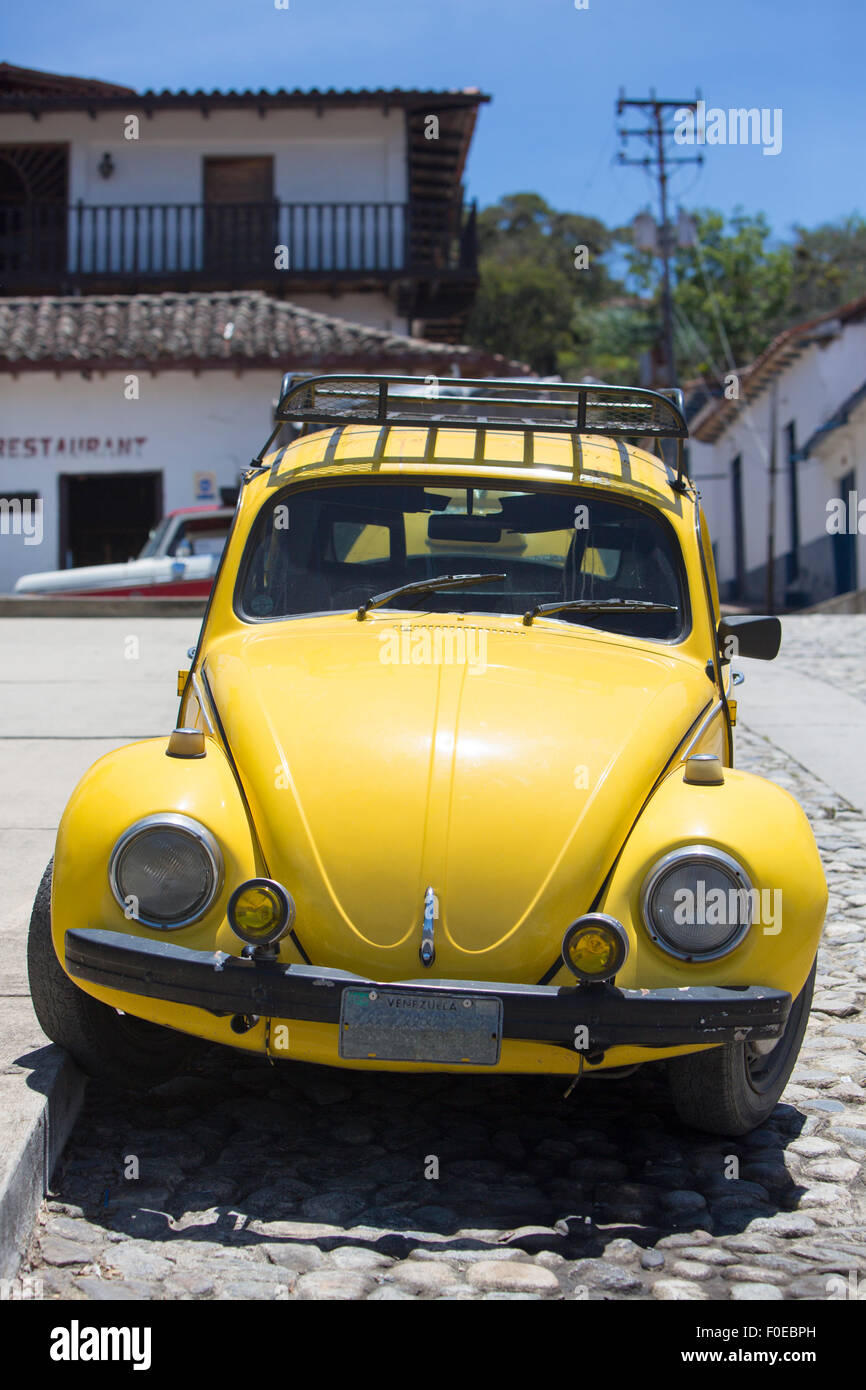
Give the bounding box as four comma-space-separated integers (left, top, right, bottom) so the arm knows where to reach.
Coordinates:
666, 958, 816, 1136
27, 858, 205, 1088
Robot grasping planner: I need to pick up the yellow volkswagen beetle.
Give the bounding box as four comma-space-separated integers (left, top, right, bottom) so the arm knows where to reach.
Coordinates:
28, 376, 827, 1136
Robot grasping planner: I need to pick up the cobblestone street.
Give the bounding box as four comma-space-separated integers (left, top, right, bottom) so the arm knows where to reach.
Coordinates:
18, 619, 866, 1299
3, 0, 866, 1337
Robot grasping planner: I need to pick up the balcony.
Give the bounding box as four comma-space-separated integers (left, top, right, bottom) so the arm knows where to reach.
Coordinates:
0, 198, 478, 292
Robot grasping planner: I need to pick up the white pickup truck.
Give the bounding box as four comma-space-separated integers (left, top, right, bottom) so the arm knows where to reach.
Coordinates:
14, 506, 234, 597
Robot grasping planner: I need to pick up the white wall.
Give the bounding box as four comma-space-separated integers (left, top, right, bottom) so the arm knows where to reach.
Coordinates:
0, 106, 409, 274
690, 320, 866, 602
0, 368, 280, 590
289, 292, 406, 333
0, 106, 407, 203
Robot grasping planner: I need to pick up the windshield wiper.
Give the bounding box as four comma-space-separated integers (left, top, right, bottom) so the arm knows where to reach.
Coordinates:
356, 572, 507, 621
523, 598, 677, 626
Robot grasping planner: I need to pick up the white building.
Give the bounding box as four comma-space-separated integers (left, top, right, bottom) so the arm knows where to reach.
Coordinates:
0, 64, 522, 591
0, 290, 523, 593
0, 62, 486, 336
688, 295, 866, 609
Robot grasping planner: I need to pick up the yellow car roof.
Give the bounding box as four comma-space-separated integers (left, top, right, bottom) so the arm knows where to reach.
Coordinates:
249, 425, 694, 516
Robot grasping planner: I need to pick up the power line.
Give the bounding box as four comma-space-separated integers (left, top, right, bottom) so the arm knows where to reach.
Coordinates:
616, 88, 703, 387
672, 302, 724, 381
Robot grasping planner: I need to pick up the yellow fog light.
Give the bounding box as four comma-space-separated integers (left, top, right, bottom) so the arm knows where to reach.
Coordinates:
562, 914, 629, 983
228, 878, 295, 947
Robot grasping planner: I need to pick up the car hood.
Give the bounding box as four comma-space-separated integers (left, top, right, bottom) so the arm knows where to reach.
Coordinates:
204, 615, 712, 982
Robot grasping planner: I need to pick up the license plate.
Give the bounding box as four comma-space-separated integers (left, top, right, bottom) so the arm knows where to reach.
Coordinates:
339, 987, 502, 1065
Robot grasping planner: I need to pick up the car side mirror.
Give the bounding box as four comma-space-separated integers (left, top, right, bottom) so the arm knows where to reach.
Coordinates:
717, 615, 782, 662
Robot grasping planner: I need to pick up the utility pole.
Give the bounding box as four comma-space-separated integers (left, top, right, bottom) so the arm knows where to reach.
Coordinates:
616, 90, 703, 388
765, 378, 778, 612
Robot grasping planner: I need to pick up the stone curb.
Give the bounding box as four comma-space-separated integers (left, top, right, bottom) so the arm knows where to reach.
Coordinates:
0, 597, 206, 618
0, 1027, 86, 1280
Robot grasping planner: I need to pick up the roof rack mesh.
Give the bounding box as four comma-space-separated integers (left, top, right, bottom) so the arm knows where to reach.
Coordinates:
275, 375, 688, 439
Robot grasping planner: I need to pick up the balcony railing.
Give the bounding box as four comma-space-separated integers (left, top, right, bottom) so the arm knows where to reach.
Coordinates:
0, 199, 477, 286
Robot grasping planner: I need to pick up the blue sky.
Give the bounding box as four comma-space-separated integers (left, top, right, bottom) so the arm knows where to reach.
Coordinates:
5, 0, 863, 240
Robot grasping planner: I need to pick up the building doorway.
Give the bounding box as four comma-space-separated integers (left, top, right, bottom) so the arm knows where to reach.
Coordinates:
832, 469, 858, 596
58, 472, 163, 569
203, 156, 275, 276
0, 143, 68, 277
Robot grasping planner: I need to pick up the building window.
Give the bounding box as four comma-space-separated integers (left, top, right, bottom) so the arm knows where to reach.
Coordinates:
731, 454, 745, 599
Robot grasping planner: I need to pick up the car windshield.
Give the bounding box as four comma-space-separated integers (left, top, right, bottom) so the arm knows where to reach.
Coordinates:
238, 481, 686, 640
168, 518, 230, 558
137, 516, 171, 559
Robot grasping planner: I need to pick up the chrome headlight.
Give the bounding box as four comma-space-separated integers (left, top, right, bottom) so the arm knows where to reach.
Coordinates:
641, 846, 753, 961
109, 813, 222, 929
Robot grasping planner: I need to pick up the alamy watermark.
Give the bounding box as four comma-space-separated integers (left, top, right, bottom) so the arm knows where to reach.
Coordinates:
379, 621, 488, 675
50, 1322, 151, 1370
826, 1270, 866, 1300
0, 496, 42, 545
674, 101, 782, 157
673, 881, 782, 935
0, 1276, 43, 1299
826, 491, 866, 535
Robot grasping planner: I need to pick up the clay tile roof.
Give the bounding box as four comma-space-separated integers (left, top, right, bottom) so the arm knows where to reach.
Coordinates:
0, 65, 489, 111
690, 292, 866, 444
0, 291, 529, 376
0, 62, 136, 100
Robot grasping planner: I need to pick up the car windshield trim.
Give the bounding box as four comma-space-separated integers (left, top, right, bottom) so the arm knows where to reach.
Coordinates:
137, 516, 171, 559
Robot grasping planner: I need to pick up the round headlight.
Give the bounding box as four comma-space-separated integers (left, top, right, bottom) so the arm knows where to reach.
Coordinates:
562, 914, 629, 983
109, 814, 222, 929
228, 879, 295, 947
641, 846, 753, 961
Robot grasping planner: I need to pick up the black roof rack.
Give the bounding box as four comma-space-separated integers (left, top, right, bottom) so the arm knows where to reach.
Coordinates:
256, 374, 690, 492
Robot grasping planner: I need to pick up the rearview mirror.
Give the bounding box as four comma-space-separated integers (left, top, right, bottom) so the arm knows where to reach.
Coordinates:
427, 515, 502, 544
717, 614, 782, 662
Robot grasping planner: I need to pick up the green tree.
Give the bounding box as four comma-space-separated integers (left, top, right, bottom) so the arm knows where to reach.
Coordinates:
561, 298, 657, 383
465, 193, 618, 373
670, 209, 792, 377
465, 259, 574, 375
789, 216, 866, 321
466, 195, 866, 386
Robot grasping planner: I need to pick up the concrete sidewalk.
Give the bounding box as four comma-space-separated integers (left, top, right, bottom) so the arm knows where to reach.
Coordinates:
736, 615, 866, 814
0, 617, 200, 1278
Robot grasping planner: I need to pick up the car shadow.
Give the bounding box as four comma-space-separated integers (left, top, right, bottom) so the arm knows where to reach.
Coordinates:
40, 1046, 811, 1273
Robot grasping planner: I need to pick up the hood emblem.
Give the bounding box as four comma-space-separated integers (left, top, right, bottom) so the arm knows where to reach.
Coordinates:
420, 886, 437, 968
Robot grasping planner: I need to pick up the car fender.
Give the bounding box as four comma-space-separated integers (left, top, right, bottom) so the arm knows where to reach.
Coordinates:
595, 764, 827, 998
51, 735, 266, 982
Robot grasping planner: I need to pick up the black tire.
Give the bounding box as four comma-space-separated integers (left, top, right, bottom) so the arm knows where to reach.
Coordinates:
27, 858, 204, 1089
667, 959, 816, 1136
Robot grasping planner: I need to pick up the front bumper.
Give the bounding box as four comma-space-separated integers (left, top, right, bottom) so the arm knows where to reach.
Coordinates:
64, 928, 792, 1057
